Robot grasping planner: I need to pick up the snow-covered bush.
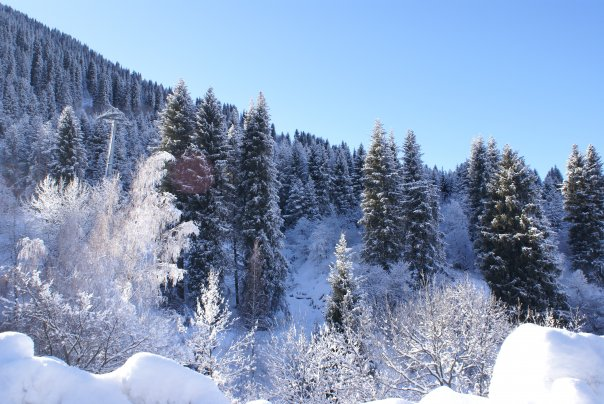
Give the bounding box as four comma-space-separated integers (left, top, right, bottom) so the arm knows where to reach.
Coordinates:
264, 323, 381, 403
562, 269, 604, 333
308, 216, 341, 263
377, 279, 511, 400
360, 260, 414, 305
0, 152, 197, 372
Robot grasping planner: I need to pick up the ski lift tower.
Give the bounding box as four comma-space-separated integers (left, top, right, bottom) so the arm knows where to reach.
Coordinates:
97, 107, 127, 178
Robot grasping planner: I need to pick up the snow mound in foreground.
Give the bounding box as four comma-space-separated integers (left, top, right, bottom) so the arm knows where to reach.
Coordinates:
489, 323, 604, 404
2, 325, 603, 404
0, 332, 229, 404
368, 324, 604, 404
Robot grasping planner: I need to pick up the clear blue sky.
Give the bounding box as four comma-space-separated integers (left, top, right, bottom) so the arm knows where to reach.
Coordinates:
4, 0, 603, 177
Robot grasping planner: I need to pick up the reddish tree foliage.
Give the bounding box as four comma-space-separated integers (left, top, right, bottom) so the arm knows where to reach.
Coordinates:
168, 151, 213, 195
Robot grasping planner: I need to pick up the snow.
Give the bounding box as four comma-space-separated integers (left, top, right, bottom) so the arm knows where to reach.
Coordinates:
283, 216, 358, 331
0, 332, 229, 404
489, 323, 604, 404
368, 324, 604, 404
418, 387, 488, 403
3, 296, 604, 404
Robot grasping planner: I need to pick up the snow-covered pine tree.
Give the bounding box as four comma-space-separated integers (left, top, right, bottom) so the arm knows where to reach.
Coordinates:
93, 74, 111, 112
1, 119, 31, 193
275, 135, 293, 213
486, 137, 500, 178
467, 137, 489, 242
51, 105, 86, 182
400, 130, 445, 284
290, 139, 309, 182
159, 79, 195, 159
226, 122, 244, 304
352, 143, 366, 204
239, 93, 287, 325
85, 119, 110, 182
85, 59, 97, 99
326, 233, 360, 332
308, 141, 332, 216
156, 80, 198, 305
583, 145, 604, 284
387, 131, 402, 175
28, 120, 56, 187
331, 147, 356, 215
359, 120, 403, 271
304, 178, 320, 220
283, 177, 306, 228
479, 146, 566, 312
563, 145, 604, 285
185, 88, 233, 299
188, 269, 230, 377
542, 166, 565, 231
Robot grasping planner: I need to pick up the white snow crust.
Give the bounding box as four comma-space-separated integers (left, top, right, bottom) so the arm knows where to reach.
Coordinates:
2, 320, 603, 404
0, 332, 229, 404
367, 324, 604, 404
488, 323, 604, 404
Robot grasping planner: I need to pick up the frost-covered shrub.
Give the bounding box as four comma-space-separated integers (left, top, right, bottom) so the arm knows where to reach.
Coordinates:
378, 279, 511, 400
264, 324, 380, 403
360, 260, 414, 305
561, 269, 604, 333
0, 152, 197, 372
308, 216, 341, 263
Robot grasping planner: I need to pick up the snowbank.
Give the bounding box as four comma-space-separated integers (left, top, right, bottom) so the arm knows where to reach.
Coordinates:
418, 387, 488, 403
2, 324, 603, 404
489, 323, 604, 404
0, 332, 229, 404
368, 324, 604, 404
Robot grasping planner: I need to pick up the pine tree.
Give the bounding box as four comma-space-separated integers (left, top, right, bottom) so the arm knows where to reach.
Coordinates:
359, 120, 403, 271
326, 233, 360, 331
563, 145, 604, 284
188, 269, 230, 377
352, 143, 366, 204
186, 88, 233, 299
542, 166, 565, 231
479, 146, 565, 311
30, 39, 44, 95
466, 137, 489, 243
239, 93, 287, 325
226, 122, 244, 305
158, 79, 195, 158
303, 178, 320, 220
93, 74, 111, 112
51, 106, 86, 182
583, 145, 604, 283
290, 140, 309, 182
283, 177, 307, 228
308, 141, 332, 216
28, 120, 57, 187
331, 147, 356, 215
486, 137, 500, 179
85, 60, 97, 98
275, 139, 293, 212
86, 119, 109, 182
400, 130, 445, 284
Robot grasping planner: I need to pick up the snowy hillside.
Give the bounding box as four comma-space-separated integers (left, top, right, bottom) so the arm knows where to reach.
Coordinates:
1, 3, 604, 403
